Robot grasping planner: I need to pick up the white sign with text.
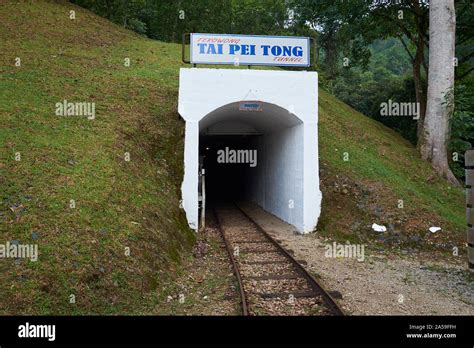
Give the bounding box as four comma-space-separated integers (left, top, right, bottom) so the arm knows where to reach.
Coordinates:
190, 33, 310, 67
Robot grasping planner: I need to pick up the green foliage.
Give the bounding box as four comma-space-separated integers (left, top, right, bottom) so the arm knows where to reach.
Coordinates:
449, 84, 474, 178
0, 1, 196, 314
126, 18, 147, 35
1, 1, 468, 314
72, 0, 291, 42
455, 1, 474, 81
71, 0, 473, 182
318, 90, 465, 234
327, 39, 418, 144
230, 0, 289, 35
294, 0, 473, 181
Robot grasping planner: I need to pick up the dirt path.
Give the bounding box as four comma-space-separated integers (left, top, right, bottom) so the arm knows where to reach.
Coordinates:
239, 202, 474, 315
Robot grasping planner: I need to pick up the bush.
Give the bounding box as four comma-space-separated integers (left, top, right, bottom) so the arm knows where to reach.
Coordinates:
127, 18, 147, 35
449, 84, 474, 179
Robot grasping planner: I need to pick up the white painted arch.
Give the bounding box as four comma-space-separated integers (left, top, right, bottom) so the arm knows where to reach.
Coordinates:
178, 68, 321, 233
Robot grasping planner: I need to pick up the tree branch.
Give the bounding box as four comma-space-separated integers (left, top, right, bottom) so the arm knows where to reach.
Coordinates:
456, 66, 474, 80
457, 35, 473, 45
458, 51, 474, 64
397, 35, 415, 63
371, 10, 416, 45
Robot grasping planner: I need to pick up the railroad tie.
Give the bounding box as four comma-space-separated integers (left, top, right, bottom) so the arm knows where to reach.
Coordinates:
260, 290, 321, 299
243, 274, 301, 281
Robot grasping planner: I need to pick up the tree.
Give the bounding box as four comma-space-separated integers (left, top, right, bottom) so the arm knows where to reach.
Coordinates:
292, 1, 433, 140
291, 1, 373, 78
420, 0, 458, 185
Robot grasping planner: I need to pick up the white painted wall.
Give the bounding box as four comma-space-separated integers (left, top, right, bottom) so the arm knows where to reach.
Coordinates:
178, 68, 321, 233
245, 124, 304, 231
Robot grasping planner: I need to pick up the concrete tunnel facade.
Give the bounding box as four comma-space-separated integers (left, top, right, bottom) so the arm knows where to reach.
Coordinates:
178, 68, 321, 233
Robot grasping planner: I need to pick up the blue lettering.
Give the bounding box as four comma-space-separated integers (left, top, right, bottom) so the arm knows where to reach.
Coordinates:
292, 46, 303, 57
206, 44, 217, 54
197, 43, 207, 54
261, 45, 271, 56
282, 46, 292, 56
271, 46, 282, 56
229, 44, 240, 55
260, 45, 304, 57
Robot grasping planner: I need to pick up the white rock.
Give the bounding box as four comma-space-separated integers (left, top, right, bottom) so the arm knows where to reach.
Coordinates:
429, 226, 441, 233
372, 223, 387, 233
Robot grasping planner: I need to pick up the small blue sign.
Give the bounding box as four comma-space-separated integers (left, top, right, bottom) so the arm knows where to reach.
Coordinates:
239, 101, 262, 112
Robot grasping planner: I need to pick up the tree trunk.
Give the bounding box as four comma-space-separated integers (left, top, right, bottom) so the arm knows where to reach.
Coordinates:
324, 31, 338, 79
413, 41, 426, 144
105, 0, 112, 20
172, 0, 182, 43
420, 0, 458, 185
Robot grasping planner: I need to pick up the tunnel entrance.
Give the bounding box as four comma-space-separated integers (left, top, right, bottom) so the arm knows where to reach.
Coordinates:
200, 135, 259, 204
197, 101, 306, 231
179, 68, 321, 233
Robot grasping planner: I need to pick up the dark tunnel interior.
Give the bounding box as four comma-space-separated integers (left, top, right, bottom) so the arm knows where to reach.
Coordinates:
199, 135, 259, 206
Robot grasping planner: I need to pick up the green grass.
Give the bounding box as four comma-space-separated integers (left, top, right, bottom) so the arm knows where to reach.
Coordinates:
0, 1, 194, 315
0, 1, 466, 315
319, 92, 464, 227
318, 91, 465, 250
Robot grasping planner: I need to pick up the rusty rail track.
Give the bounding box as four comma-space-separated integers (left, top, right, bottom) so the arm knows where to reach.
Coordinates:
213, 204, 344, 316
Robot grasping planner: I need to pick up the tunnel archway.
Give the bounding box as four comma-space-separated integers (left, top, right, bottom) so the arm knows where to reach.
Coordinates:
199, 101, 304, 229
178, 68, 321, 233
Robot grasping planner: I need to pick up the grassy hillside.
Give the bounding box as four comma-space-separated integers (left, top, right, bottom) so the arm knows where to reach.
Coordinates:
318, 92, 465, 251
0, 1, 466, 314
0, 1, 195, 315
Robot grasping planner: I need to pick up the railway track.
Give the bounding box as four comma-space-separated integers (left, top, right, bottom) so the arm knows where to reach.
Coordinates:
213, 204, 344, 316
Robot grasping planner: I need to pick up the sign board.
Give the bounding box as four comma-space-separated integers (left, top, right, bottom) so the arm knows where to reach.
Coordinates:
239, 101, 262, 111
190, 33, 310, 67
